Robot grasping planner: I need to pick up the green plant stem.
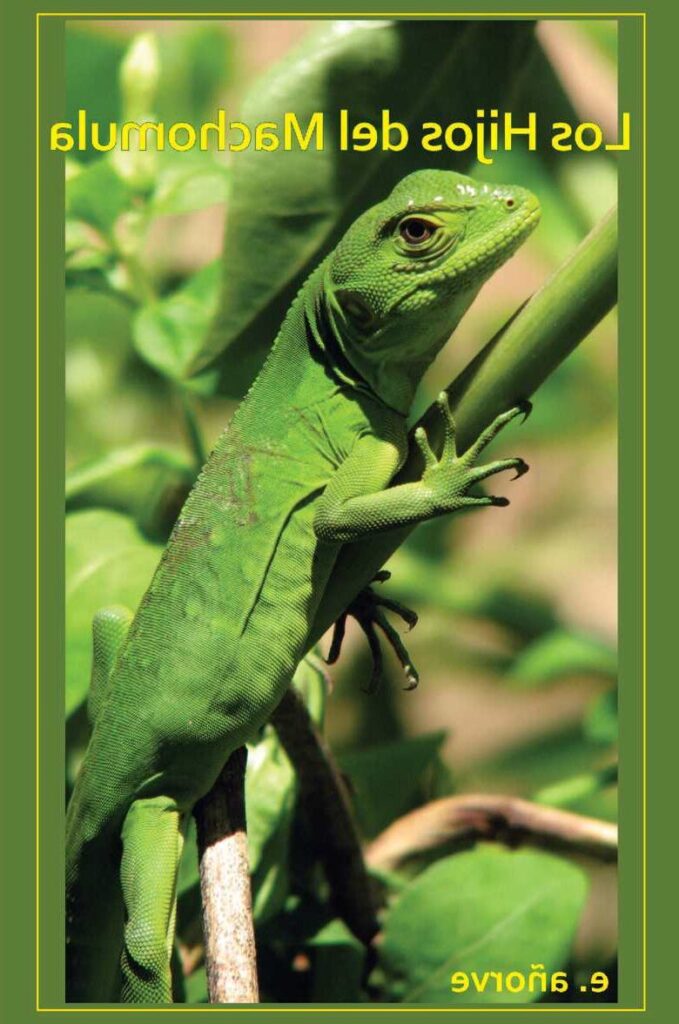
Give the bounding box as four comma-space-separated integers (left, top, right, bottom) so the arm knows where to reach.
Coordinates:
447, 203, 618, 453
180, 391, 208, 471
309, 206, 618, 645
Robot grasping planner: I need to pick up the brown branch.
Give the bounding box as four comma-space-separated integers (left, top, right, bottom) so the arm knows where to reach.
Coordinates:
365, 793, 618, 872
193, 748, 259, 1004
271, 686, 380, 946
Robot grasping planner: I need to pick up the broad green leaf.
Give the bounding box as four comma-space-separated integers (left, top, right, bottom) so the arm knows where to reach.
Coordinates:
66, 444, 194, 540
133, 260, 221, 379
66, 159, 132, 235
509, 629, 617, 686
150, 159, 229, 216
377, 846, 588, 1004
189, 20, 540, 390
246, 725, 298, 924
65, 510, 161, 716
338, 733, 446, 839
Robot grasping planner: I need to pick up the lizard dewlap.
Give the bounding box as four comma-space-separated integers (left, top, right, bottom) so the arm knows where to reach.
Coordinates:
65, 170, 540, 1004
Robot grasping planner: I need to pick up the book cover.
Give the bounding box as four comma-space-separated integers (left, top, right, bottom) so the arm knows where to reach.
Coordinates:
1, 3, 666, 1020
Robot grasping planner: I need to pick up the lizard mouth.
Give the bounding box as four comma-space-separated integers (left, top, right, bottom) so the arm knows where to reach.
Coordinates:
456, 195, 542, 280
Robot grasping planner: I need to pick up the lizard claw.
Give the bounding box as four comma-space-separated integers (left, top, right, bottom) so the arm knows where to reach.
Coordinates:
517, 398, 532, 423
327, 572, 420, 692
510, 458, 530, 481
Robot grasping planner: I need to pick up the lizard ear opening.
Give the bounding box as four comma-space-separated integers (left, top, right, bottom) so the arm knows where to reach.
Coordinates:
334, 290, 376, 332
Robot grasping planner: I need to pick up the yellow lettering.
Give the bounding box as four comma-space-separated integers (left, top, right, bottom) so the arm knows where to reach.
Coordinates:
50, 123, 74, 152
255, 122, 280, 152
168, 122, 196, 152
606, 111, 630, 151
284, 112, 323, 151
199, 110, 227, 150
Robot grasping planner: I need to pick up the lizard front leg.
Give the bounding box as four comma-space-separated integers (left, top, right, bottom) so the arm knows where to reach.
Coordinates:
314, 397, 528, 689
313, 394, 529, 544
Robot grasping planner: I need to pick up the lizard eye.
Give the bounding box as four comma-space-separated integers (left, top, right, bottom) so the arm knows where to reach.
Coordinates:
399, 217, 436, 246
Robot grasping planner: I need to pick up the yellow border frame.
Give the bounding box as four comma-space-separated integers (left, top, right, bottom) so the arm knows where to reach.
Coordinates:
35, 8, 647, 1011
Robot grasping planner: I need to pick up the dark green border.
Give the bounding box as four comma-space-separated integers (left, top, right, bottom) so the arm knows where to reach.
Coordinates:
1, 1, 662, 1021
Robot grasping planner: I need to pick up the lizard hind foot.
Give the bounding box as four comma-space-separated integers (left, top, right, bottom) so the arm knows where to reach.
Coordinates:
326, 572, 420, 693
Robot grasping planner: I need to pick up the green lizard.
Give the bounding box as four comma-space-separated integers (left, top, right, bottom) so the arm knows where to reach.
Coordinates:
66, 169, 540, 1004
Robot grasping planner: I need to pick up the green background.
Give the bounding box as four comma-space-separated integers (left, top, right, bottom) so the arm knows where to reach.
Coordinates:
0, 0, 662, 1020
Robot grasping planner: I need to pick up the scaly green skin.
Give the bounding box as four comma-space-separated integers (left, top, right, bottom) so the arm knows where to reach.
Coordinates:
65, 170, 540, 1004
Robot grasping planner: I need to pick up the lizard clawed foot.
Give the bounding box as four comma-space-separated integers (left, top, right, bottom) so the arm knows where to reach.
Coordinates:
326, 571, 420, 693
415, 393, 531, 511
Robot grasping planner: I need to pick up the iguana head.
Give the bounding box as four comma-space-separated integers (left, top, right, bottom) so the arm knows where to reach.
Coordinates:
321, 169, 541, 412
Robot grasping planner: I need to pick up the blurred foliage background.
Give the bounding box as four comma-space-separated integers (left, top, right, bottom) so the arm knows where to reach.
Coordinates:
64, 18, 618, 1004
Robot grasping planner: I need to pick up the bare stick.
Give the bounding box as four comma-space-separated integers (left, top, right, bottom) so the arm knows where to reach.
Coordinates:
271, 687, 379, 946
194, 748, 259, 1004
365, 793, 618, 873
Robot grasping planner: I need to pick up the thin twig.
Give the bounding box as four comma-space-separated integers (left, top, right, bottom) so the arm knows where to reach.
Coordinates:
271, 687, 380, 946
180, 390, 207, 471
365, 793, 618, 872
194, 748, 259, 1004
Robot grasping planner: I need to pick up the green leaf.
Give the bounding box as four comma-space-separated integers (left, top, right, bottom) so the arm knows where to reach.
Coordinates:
66, 444, 194, 540
509, 629, 617, 686
65, 510, 161, 716
338, 733, 446, 839
66, 159, 132, 235
133, 260, 221, 379
377, 846, 588, 1004
246, 726, 297, 924
150, 159, 229, 217
188, 20, 539, 391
